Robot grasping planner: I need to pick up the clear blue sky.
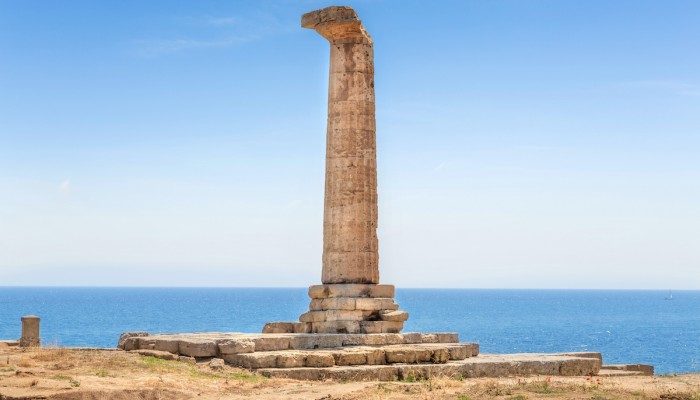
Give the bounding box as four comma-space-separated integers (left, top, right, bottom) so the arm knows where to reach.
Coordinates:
1, 1, 698, 288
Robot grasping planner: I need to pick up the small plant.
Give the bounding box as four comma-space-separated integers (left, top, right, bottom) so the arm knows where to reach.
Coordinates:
69, 378, 80, 388
510, 395, 528, 400
456, 396, 472, 400
525, 380, 555, 394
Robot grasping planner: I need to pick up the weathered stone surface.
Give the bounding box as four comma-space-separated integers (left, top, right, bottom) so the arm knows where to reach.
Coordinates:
384, 346, 431, 364
333, 349, 368, 366
309, 297, 356, 311
300, 310, 369, 323
209, 358, 225, 370
257, 353, 603, 381
218, 339, 255, 355
178, 340, 217, 358
252, 336, 290, 352
153, 338, 180, 354
378, 310, 409, 322
276, 352, 306, 368
436, 333, 459, 343
308, 284, 395, 299
305, 352, 336, 367
288, 334, 346, 350
355, 298, 398, 311
226, 353, 278, 369
137, 337, 156, 350
117, 332, 148, 349
262, 322, 295, 334
302, 6, 378, 285
20, 315, 40, 348
311, 320, 361, 334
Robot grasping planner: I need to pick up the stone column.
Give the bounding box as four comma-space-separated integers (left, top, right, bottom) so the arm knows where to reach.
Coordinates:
20, 315, 40, 347
302, 6, 379, 284
262, 7, 408, 334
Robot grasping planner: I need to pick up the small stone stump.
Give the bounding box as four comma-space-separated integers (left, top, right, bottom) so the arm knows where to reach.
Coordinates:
20, 315, 40, 347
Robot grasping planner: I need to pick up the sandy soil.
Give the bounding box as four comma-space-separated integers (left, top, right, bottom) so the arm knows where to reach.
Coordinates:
0, 346, 698, 400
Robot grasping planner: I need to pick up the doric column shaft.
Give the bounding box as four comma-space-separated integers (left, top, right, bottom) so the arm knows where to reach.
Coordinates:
303, 7, 379, 284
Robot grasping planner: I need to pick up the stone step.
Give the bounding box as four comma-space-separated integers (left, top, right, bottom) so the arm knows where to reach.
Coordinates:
257, 353, 602, 381
121, 332, 463, 358
598, 369, 645, 377
602, 364, 654, 376
223, 343, 477, 369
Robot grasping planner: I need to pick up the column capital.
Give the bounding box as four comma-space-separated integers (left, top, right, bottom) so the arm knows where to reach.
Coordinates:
301, 6, 372, 43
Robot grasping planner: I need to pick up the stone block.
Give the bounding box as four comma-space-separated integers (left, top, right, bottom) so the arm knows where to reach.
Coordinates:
300, 310, 368, 322
365, 348, 386, 365
218, 339, 255, 355
558, 357, 601, 376
209, 358, 225, 370
153, 338, 179, 354
122, 337, 140, 351
308, 284, 395, 299
305, 352, 336, 367
276, 352, 306, 368
138, 338, 156, 350
445, 344, 468, 360
384, 347, 416, 364
435, 333, 459, 343
311, 321, 361, 334
226, 353, 278, 369
430, 348, 450, 364
378, 310, 408, 322
179, 340, 217, 358
602, 364, 654, 376
402, 333, 422, 344
252, 336, 290, 352
288, 334, 346, 350
355, 298, 398, 311
420, 334, 439, 343
380, 321, 404, 333
334, 350, 368, 366
262, 322, 295, 333
465, 342, 480, 357
20, 315, 40, 348
117, 332, 148, 349
310, 297, 357, 311
293, 322, 312, 333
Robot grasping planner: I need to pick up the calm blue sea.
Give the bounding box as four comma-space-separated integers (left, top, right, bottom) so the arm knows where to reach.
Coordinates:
0, 287, 698, 374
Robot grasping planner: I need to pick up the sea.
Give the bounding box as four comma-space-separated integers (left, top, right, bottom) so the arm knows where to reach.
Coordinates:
0, 287, 698, 375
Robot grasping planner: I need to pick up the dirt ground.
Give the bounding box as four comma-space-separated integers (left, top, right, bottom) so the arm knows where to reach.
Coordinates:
0, 346, 698, 400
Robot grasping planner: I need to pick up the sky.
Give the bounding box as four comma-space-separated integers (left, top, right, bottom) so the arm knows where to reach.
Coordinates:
1, 0, 699, 289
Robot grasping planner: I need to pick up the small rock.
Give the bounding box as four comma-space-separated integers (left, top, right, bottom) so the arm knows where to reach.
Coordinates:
209, 358, 225, 370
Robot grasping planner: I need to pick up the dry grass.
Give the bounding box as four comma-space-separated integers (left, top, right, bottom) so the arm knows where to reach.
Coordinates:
1, 347, 699, 400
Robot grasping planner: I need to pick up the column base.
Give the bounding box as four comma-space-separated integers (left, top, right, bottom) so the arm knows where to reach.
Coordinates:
263, 284, 409, 334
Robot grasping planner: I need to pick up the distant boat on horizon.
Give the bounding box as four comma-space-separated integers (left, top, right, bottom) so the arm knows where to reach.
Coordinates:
665, 290, 673, 300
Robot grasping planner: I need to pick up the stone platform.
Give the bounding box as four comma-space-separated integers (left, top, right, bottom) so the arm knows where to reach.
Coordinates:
117, 332, 608, 380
